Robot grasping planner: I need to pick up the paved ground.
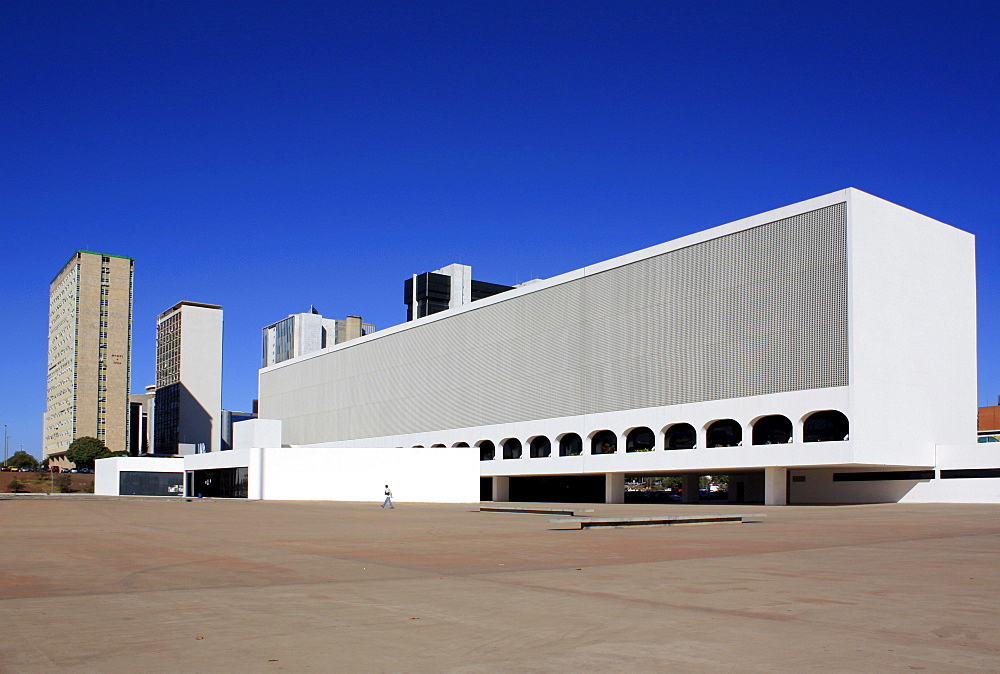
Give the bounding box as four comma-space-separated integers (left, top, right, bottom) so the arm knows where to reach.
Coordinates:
1, 497, 998, 672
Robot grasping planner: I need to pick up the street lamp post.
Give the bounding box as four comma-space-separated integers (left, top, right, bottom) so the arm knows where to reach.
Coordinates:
3, 424, 8, 469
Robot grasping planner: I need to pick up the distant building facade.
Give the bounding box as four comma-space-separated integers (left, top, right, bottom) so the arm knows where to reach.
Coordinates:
979, 405, 1000, 443
221, 409, 258, 451
153, 302, 223, 455
44, 251, 134, 466
404, 263, 512, 321
129, 386, 155, 455
261, 310, 374, 367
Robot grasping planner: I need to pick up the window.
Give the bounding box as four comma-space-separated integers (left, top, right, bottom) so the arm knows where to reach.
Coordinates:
591, 430, 617, 454
478, 441, 495, 461
559, 434, 582, 456
803, 410, 849, 442
706, 419, 742, 447
101, 287, 109, 296
626, 427, 655, 452
529, 436, 551, 458
751, 415, 792, 445
664, 423, 696, 450
501, 438, 522, 460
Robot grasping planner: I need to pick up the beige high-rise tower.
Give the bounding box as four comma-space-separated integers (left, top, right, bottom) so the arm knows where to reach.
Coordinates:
44, 251, 134, 466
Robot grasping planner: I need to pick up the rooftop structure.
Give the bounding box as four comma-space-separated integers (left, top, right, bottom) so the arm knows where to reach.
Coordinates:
261, 310, 374, 367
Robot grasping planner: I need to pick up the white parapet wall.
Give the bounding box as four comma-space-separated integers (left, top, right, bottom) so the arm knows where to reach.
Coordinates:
258, 446, 479, 503
233, 419, 282, 451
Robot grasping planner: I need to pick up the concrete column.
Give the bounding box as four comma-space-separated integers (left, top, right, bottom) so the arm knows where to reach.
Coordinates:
605, 472, 625, 504
764, 467, 788, 506
248, 447, 264, 500
492, 476, 510, 502
682, 475, 700, 503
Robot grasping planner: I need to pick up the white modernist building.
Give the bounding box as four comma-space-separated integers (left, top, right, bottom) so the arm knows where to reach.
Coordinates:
153, 301, 223, 455
97, 189, 997, 504
256, 188, 996, 505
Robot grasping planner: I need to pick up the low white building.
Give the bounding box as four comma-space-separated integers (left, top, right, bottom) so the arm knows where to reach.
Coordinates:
96, 421, 479, 502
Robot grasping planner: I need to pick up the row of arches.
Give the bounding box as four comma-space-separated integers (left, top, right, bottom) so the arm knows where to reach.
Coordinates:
412, 410, 848, 460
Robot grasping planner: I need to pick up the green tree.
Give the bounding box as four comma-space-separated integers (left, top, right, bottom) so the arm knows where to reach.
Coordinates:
65, 436, 111, 468
6, 450, 39, 470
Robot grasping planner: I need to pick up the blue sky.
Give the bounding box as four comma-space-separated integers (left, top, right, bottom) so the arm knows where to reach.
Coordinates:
2, 1, 997, 458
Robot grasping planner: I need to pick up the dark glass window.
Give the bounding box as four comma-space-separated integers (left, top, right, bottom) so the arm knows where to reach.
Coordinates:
706, 419, 741, 447
803, 410, 849, 442
591, 430, 617, 454
752, 415, 792, 445
502, 438, 522, 459
479, 441, 495, 461
665, 423, 696, 450
529, 436, 551, 458
626, 427, 655, 452
559, 434, 582, 456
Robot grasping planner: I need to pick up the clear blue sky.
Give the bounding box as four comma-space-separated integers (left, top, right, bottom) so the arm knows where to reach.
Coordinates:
2, 1, 997, 458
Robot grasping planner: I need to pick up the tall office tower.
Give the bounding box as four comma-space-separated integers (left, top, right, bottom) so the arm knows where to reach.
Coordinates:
44, 251, 134, 466
261, 310, 374, 367
404, 263, 512, 321
153, 302, 223, 455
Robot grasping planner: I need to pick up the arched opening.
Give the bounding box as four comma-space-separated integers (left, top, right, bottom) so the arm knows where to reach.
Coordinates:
502, 438, 522, 460
664, 423, 696, 450
626, 427, 655, 452
591, 430, 617, 454
430, 444, 446, 448
559, 433, 582, 456
452, 442, 470, 448
803, 410, 849, 442
751, 415, 792, 445
529, 436, 551, 458
478, 441, 495, 461
412, 445, 424, 448
706, 419, 741, 447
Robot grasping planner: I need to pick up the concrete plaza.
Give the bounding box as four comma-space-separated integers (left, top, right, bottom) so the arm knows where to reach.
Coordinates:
1, 497, 998, 672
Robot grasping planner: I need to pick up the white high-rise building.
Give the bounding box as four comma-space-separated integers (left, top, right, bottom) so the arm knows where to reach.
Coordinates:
153, 302, 223, 454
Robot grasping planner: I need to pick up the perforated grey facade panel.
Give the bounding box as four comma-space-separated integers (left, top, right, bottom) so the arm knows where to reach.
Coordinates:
262, 203, 848, 443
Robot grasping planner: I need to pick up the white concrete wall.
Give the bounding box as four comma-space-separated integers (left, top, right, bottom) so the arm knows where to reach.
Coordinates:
233, 418, 282, 450
95, 456, 185, 495
178, 304, 223, 453
259, 446, 479, 503
847, 190, 977, 465
183, 446, 479, 503
309, 386, 854, 476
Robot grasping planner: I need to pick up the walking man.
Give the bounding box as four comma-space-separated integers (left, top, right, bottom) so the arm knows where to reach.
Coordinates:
381, 484, 394, 509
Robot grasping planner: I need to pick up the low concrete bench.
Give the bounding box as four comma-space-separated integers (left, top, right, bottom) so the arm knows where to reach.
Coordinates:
474, 505, 596, 516
548, 513, 766, 529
